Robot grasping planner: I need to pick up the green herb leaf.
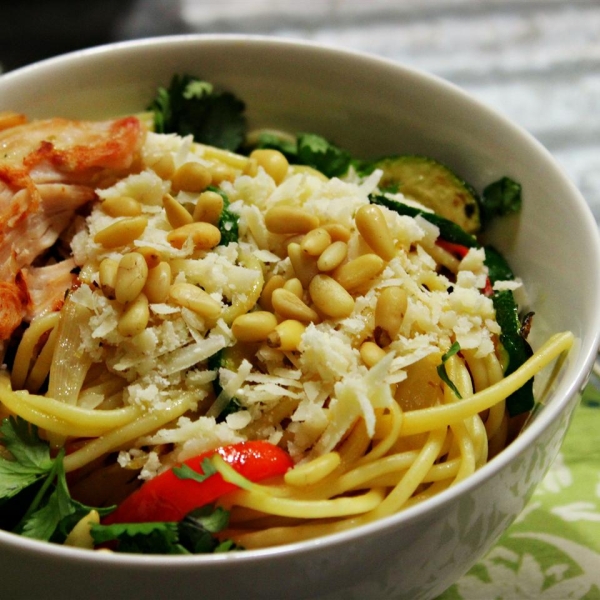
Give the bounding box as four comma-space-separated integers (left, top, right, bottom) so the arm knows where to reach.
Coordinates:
0, 417, 53, 501
148, 75, 246, 151
481, 177, 522, 227
91, 521, 187, 555
296, 133, 352, 178
90, 504, 239, 555
437, 342, 463, 399
172, 457, 217, 484
207, 186, 239, 246
254, 132, 298, 160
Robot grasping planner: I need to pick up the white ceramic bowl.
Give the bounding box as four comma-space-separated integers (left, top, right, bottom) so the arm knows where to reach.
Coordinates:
1, 35, 599, 600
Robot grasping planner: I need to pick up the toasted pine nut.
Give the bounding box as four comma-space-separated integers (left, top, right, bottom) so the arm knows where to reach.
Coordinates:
288, 242, 319, 288
243, 157, 259, 177
360, 341, 387, 368
167, 222, 221, 250
171, 162, 212, 193
259, 275, 285, 311
267, 319, 306, 351
249, 149, 289, 185
149, 154, 175, 180
309, 274, 355, 319
101, 196, 142, 218
232, 311, 278, 342
163, 193, 193, 228
333, 254, 385, 291
193, 190, 224, 225
264, 206, 319, 234
317, 240, 348, 272
118, 293, 149, 337
321, 223, 351, 242
375, 286, 407, 343
283, 277, 304, 299
209, 163, 236, 184
143, 262, 171, 304
355, 205, 396, 261
271, 288, 319, 323
94, 216, 148, 249
169, 283, 221, 321
115, 252, 149, 304
98, 258, 119, 299
301, 227, 331, 257
137, 246, 162, 269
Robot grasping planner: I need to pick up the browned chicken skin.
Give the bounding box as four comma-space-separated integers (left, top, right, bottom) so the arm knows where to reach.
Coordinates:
0, 115, 145, 342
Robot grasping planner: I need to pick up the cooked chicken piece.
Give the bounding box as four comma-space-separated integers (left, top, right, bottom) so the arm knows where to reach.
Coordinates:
0, 116, 145, 342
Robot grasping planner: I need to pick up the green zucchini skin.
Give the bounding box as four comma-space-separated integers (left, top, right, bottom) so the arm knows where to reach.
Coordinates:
368, 155, 482, 234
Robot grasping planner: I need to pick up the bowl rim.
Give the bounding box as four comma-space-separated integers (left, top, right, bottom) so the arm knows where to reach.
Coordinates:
1, 32, 600, 568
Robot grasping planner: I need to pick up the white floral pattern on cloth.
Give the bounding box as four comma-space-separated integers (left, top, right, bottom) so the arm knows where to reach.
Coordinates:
438, 383, 600, 600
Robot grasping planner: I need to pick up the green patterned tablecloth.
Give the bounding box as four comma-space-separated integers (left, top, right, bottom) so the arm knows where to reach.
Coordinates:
438, 380, 600, 600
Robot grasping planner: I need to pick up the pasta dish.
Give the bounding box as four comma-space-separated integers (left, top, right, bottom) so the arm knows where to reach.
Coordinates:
0, 81, 572, 553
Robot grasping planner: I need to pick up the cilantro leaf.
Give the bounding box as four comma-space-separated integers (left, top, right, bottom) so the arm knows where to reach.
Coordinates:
18, 450, 114, 542
90, 505, 239, 555
148, 74, 246, 151
0, 417, 53, 500
437, 342, 463, 399
178, 505, 235, 554
91, 521, 187, 555
296, 133, 352, 178
172, 457, 217, 484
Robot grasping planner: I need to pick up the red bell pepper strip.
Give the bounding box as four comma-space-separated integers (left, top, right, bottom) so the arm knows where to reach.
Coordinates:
435, 238, 470, 260
104, 441, 293, 524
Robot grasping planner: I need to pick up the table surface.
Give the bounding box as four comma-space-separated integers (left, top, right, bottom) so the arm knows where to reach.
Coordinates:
2, 1, 600, 598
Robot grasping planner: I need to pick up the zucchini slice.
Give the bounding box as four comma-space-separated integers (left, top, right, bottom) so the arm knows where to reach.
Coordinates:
373, 155, 481, 233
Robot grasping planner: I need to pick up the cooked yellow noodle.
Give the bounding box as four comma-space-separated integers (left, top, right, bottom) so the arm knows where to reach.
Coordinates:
10, 312, 60, 390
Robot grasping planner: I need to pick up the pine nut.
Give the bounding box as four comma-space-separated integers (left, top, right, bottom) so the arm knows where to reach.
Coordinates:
167, 222, 221, 250
321, 223, 351, 242
309, 274, 355, 319
360, 341, 387, 368
317, 240, 348, 272
169, 283, 221, 321
271, 288, 319, 323
101, 196, 142, 218
149, 154, 175, 180
301, 227, 331, 257
137, 246, 162, 269
355, 205, 396, 261
98, 258, 118, 299
231, 311, 278, 342
267, 319, 306, 351
283, 277, 304, 299
163, 193, 193, 228
94, 216, 148, 249
288, 242, 319, 288
115, 252, 149, 304
144, 262, 172, 304
333, 254, 385, 291
193, 190, 224, 225
209, 163, 236, 185
259, 275, 285, 311
264, 206, 319, 234
375, 286, 407, 344
171, 162, 212, 193
249, 149, 289, 185
118, 293, 149, 337
243, 157, 259, 177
